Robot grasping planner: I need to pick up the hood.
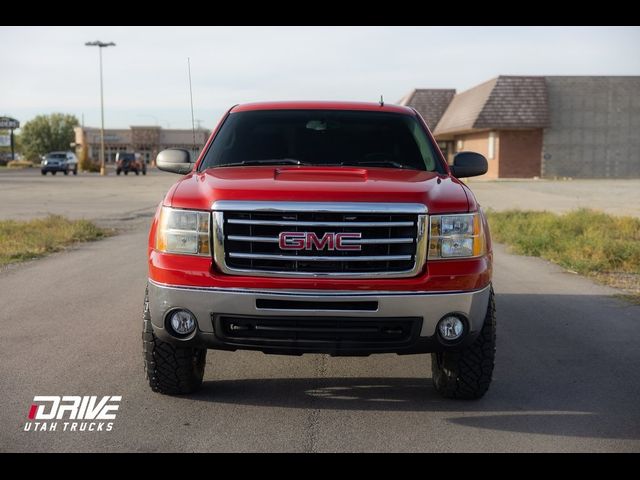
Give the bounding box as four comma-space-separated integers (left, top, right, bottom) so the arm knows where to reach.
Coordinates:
167, 166, 471, 214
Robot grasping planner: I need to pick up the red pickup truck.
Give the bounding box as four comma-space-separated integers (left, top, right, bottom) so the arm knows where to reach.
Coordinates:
143, 101, 495, 399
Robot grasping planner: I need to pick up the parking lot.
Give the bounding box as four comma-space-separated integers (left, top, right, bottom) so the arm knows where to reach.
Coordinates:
468, 178, 640, 218
0, 168, 639, 452
2, 168, 639, 225
0, 167, 176, 227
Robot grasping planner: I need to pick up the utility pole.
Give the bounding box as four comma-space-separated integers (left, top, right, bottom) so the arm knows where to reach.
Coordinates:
85, 40, 116, 176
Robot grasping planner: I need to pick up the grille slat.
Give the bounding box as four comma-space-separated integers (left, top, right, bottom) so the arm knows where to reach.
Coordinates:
229, 253, 413, 262
227, 219, 414, 227
216, 315, 422, 350
227, 235, 414, 244
213, 202, 427, 278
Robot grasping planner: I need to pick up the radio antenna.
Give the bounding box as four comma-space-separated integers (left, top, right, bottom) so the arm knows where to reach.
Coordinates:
187, 57, 196, 155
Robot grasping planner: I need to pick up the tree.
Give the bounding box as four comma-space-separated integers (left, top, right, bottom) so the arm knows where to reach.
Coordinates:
20, 113, 79, 161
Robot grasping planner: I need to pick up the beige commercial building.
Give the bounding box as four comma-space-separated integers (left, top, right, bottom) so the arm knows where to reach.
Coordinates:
400, 75, 640, 178
74, 126, 210, 164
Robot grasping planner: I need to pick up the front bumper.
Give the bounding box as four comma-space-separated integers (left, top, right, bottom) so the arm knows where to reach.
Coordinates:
41, 164, 67, 172
147, 280, 491, 355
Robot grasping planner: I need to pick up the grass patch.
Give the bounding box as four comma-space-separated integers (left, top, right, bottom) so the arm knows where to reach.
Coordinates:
0, 215, 110, 267
486, 209, 640, 300
613, 294, 640, 305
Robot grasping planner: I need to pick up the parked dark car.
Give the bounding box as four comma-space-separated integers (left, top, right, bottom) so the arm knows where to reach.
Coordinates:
41, 151, 78, 175
116, 152, 146, 175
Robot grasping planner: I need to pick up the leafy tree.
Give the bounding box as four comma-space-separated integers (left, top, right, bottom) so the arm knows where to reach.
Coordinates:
20, 113, 79, 161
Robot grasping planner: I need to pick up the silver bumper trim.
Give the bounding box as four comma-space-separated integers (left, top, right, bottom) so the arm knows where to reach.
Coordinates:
147, 280, 491, 338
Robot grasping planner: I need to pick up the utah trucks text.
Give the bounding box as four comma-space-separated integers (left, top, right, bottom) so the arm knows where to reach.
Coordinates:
143, 101, 495, 399
24, 395, 120, 432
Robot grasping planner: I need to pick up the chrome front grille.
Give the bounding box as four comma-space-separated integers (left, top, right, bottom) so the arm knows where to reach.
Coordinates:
212, 201, 427, 278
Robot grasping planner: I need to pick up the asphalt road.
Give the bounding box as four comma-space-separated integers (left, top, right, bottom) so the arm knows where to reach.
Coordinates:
0, 169, 639, 452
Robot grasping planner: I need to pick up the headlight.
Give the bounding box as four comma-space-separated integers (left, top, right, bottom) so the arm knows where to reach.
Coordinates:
155, 207, 210, 256
428, 212, 486, 259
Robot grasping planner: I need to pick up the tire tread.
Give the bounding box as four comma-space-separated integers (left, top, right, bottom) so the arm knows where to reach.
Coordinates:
431, 287, 496, 400
142, 287, 206, 394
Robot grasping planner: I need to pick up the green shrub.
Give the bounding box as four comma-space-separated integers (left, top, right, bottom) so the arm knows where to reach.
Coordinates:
82, 161, 101, 173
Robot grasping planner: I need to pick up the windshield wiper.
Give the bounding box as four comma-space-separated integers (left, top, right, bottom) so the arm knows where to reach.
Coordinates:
215, 158, 309, 168
340, 160, 410, 169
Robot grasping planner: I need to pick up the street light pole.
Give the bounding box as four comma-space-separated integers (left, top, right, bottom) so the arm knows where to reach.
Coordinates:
85, 40, 116, 176
98, 45, 105, 175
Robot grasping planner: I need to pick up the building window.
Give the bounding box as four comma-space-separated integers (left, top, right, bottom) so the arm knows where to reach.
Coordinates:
456, 139, 463, 151
488, 131, 496, 160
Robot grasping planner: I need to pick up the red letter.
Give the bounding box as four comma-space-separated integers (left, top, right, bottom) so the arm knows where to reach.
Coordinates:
279, 232, 305, 250
306, 232, 334, 251
336, 233, 362, 251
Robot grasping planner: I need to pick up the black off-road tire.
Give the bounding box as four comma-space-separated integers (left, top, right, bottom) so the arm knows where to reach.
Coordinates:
73, 167, 78, 175
142, 288, 206, 394
431, 287, 496, 399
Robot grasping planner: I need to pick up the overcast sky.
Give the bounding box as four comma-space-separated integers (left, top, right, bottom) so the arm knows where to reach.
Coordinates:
2, 26, 639, 130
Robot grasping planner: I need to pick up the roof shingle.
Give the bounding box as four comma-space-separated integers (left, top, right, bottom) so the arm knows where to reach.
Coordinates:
398, 89, 456, 130
434, 76, 549, 135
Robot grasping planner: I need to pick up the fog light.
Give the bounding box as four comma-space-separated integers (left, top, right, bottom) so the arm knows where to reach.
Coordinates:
169, 310, 196, 336
438, 315, 465, 341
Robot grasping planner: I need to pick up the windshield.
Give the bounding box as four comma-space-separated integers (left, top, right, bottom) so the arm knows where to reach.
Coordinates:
199, 110, 443, 172
46, 153, 66, 160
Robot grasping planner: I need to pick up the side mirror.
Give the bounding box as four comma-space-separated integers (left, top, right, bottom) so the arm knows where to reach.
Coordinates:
450, 151, 488, 178
156, 149, 194, 174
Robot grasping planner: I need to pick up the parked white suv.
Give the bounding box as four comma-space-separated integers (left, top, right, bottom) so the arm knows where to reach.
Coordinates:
41, 151, 78, 176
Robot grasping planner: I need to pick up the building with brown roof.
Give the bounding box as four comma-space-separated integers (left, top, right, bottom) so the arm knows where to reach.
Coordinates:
397, 89, 456, 129
400, 75, 640, 178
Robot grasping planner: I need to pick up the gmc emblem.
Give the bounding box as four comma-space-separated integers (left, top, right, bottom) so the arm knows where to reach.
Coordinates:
278, 232, 362, 251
